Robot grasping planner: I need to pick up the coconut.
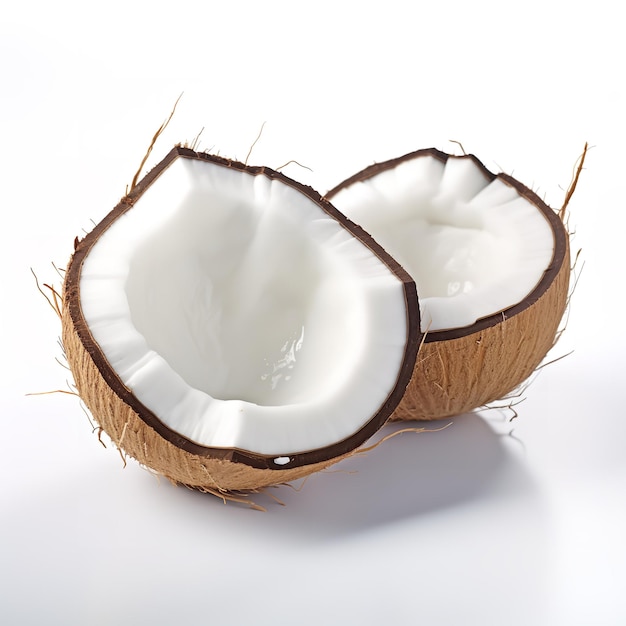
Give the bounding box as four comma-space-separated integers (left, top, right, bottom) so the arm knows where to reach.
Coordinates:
62, 146, 421, 493
326, 148, 570, 421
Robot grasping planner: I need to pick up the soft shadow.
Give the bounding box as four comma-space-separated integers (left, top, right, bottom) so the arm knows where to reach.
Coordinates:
170, 412, 532, 541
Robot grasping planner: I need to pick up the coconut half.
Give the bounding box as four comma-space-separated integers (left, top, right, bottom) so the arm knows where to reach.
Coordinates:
326, 149, 570, 420
62, 147, 421, 491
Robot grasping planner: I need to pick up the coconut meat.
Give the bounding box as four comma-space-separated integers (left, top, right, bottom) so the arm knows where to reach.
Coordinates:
329, 155, 555, 332
78, 157, 409, 457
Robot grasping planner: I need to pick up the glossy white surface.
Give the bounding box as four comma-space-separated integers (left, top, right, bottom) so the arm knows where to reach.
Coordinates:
331, 157, 555, 331
2, 2, 624, 625
80, 157, 407, 454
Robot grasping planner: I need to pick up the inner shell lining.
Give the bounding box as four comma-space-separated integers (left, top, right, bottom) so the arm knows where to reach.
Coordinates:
329, 156, 556, 332
78, 157, 409, 455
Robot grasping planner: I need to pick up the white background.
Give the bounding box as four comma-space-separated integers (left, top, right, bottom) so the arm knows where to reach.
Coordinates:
2, 2, 624, 624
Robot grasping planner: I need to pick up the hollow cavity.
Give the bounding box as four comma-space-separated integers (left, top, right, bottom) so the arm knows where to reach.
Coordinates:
78, 155, 409, 454
125, 187, 361, 407
329, 156, 555, 331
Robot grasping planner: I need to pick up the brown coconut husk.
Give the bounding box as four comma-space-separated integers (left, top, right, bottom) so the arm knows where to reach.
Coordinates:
60, 146, 421, 494
326, 145, 586, 421
48, 103, 419, 501
389, 249, 570, 420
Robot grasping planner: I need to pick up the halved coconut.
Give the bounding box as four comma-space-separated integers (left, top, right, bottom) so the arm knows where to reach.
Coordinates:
326, 149, 569, 420
62, 147, 421, 491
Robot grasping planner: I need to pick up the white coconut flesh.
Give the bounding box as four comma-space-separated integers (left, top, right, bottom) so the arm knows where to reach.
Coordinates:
328, 155, 556, 332
77, 155, 412, 458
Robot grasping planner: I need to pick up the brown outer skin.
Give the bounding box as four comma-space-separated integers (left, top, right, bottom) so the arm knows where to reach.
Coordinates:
62, 147, 421, 490
326, 149, 570, 420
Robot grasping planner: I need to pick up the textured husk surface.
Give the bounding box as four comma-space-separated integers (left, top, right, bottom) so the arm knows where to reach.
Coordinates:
391, 242, 570, 421
58, 147, 422, 493
61, 301, 348, 491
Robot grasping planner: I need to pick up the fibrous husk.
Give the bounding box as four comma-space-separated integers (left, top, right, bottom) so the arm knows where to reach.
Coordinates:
326, 150, 571, 421
61, 147, 420, 491
391, 247, 569, 420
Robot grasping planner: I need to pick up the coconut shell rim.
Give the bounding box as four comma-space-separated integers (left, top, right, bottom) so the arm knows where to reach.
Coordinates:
64, 146, 422, 472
